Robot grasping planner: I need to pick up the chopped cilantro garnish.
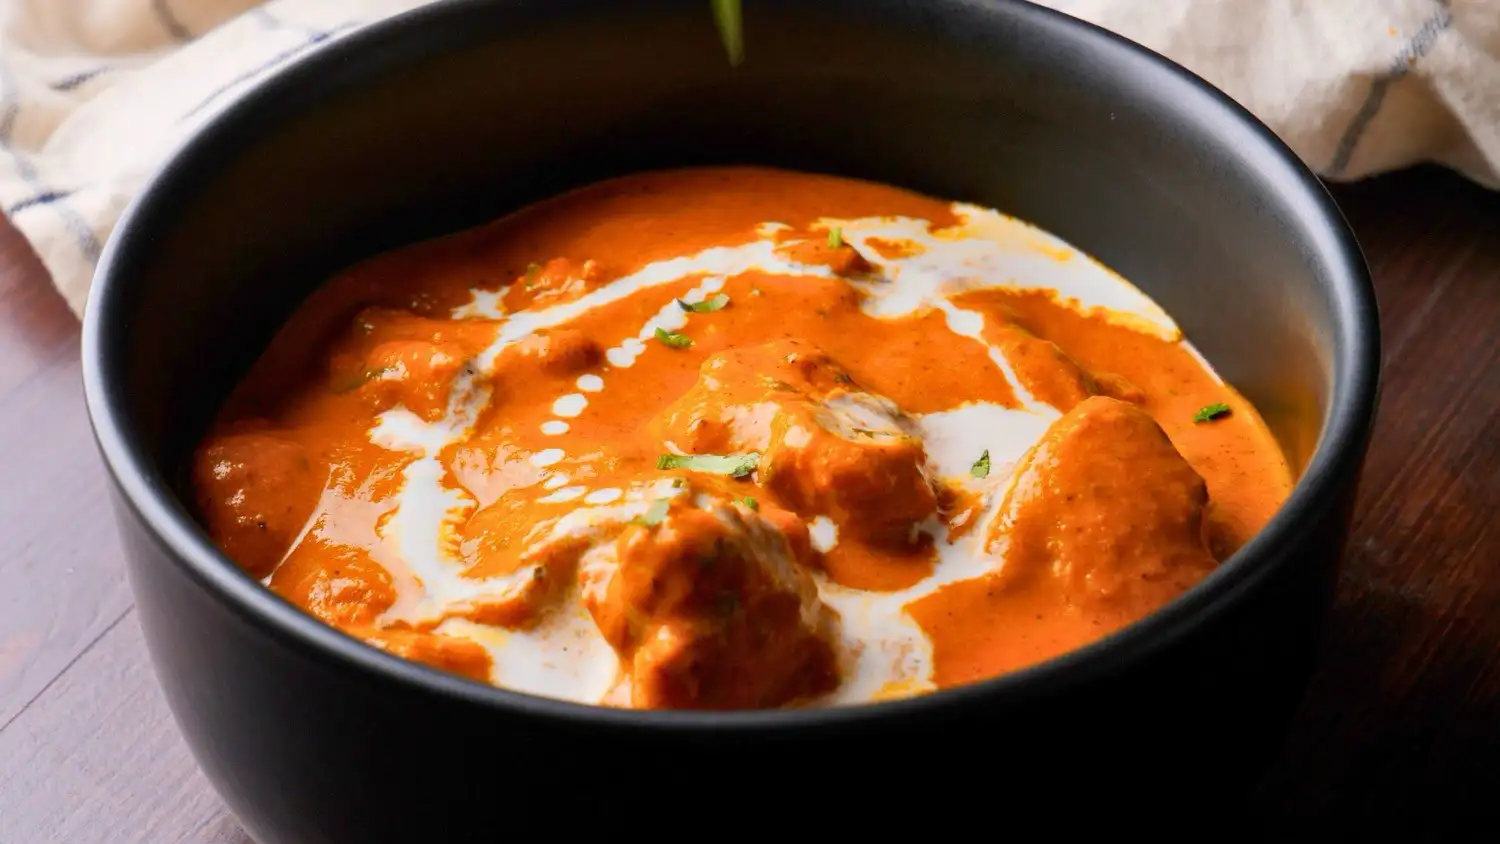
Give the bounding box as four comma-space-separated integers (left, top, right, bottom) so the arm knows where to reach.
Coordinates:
970, 450, 991, 479
828, 226, 844, 249
711, 0, 743, 67
657, 452, 761, 478
654, 327, 694, 349
741, 496, 759, 511
1194, 403, 1232, 423
678, 293, 730, 313
631, 498, 671, 527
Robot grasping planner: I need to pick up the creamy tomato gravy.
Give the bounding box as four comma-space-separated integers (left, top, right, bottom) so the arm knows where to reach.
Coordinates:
193, 167, 1293, 709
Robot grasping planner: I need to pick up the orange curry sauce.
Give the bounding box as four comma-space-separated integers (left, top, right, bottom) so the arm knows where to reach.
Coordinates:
193, 167, 1293, 709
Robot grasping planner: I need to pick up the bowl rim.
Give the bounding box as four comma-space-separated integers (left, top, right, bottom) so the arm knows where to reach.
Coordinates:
82, 0, 1380, 731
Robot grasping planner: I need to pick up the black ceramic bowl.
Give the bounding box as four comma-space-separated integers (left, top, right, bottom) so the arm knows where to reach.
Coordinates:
82, 0, 1378, 839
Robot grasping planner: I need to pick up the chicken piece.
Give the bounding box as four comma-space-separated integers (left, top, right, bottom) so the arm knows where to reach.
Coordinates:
261, 529, 490, 682
1092, 371, 1146, 405
508, 327, 603, 376
656, 340, 936, 545
503, 257, 609, 311
193, 427, 324, 578
269, 537, 396, 627
984, 309, 1145, 412
323, 305, 500, 413
986, 396, 1217, 610
339, 339, 469, 420
988, 321, 1097, 411
454, 496, 581, 628
777, 234, 876, 276
655, 339, 855, 453
581, 494, 841, 709
347, 305, 499, 353
760, 392, 937, 546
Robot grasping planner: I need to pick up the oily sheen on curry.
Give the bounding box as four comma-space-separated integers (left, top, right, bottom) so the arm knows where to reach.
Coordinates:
193, 168, 1292, 710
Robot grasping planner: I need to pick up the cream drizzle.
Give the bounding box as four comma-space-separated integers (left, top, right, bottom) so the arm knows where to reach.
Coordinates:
359, 202, 1187, 704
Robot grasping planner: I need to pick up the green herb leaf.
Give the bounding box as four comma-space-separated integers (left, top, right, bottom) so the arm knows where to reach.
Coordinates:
678, 293, 730, 313
1193, 402, 1232, 423
631, 498, 671, 527
828, 226, 844, 249
657, 452, 761, 478
711, 0, 744, 67
970, 450, 991, 479
654, 327, 694, 349
741, 496, 759, 511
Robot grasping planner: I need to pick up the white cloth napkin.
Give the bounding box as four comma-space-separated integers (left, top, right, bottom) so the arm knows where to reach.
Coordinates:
1, 0, 1495, 318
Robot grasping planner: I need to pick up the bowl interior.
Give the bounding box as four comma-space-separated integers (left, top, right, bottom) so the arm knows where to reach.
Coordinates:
86, 0, 1373, 706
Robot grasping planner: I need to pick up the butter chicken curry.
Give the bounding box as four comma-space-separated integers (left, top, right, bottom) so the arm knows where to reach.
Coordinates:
193, 168, 1292, 709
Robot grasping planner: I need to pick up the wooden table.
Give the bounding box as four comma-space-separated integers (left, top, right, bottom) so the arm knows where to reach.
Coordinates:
0, 166, 1495, 841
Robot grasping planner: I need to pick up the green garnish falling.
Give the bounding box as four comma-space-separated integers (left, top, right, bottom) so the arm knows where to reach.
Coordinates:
828, 226, 844, 249
970, 450, 991, 479
654, 327, 694, 349
632, 498, 671, 527
741, 496, 759, 511
1193, 403, 1232, 423
711, 0, 744, 66
678, 293, 730, 313
657, 452, 761, 478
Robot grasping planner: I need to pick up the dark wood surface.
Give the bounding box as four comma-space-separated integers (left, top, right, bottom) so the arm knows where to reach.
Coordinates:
0, 166, 1496, 841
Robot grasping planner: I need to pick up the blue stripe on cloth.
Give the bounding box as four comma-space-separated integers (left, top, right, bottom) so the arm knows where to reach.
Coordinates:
1327, 1, 1455, 176
50, 67, 110, 92
151, 0, 193, 41
180, 22, 356, 122
7, 190, 74, 215
0, 65, 101, 261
